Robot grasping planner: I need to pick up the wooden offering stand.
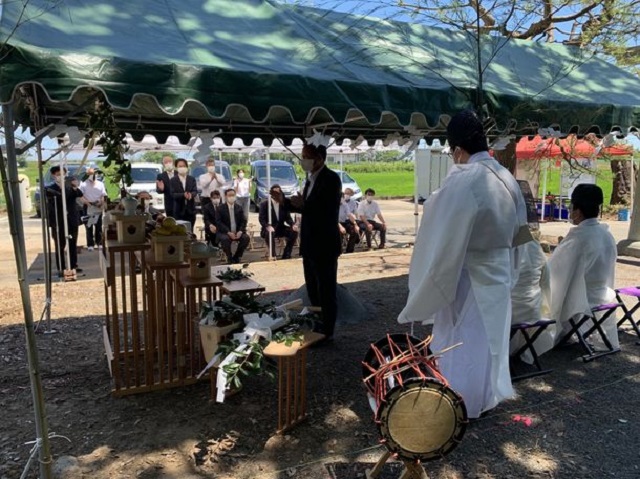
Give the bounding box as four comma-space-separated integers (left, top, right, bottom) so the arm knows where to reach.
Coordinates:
101, 240, 150, 394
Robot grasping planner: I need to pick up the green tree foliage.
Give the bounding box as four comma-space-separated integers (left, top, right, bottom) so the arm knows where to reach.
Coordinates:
299, 1, 639, 73
140, 151, 176, 163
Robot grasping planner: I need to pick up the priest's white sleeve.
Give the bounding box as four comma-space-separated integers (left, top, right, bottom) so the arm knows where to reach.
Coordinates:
398, 176, 478, 324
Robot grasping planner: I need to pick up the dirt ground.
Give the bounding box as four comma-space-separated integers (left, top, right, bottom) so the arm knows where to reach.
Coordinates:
1, 215, 640, 478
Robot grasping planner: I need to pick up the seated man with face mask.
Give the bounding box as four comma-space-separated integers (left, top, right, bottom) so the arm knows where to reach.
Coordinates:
259, 184, 299, 260
547, 184, 619, 349
203, 190, 222, 247
338, 188, 360, 253
216, 188, 250, 264
357, 188, 386, 250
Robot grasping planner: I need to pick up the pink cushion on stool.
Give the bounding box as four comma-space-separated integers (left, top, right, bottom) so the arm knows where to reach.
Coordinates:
591, 303, 620, 313
616, 287, 640, 298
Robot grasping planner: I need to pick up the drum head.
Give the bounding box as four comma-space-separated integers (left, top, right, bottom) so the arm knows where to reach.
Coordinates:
376, 378, 467, 462
362, 334, 430, 394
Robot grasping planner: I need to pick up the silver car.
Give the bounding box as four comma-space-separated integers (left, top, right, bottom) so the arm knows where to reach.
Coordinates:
332, 169, 362, 201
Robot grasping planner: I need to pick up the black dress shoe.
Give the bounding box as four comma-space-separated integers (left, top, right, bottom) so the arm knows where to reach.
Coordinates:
74, 267, 83, 273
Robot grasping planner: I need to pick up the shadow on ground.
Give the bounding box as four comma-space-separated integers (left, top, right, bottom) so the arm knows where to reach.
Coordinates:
1, 275, 640, 478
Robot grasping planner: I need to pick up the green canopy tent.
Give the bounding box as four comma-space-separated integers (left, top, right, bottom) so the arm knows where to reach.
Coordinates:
1, 0, 640, 144
1, 1, 640, 477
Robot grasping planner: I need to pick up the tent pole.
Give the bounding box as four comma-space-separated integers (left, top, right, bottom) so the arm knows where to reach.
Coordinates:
16, 92, 100, 155
36, 141, 55, 333
540, 159, 548, 222
630, 158, 635, 218
59, 148, 73, 274
266, 150, 273, 259
413, 148, 419, 240
0, 104, 53, 479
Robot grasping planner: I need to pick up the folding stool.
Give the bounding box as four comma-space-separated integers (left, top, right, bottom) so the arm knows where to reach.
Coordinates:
510, 319, 556, 381
557, 303, 622, 362
615, 286, 640, 343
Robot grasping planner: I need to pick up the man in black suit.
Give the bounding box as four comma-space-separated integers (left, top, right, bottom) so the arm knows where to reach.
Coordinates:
259, 184, 299, 259
216, 188, 250, 264
203, 189, 222, 247
156, 155, 176, 218
281, 144, 341, 340
169, 158, 198, 231
46, 165, 84, 276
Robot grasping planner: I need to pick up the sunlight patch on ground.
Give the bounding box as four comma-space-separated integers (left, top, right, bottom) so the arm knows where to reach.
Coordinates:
502, 442, 558, 474
565, 368, 586, 378
523, 379, 554, 393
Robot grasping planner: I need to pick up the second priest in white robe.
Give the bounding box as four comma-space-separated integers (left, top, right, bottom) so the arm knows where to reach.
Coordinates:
398, 110, 529, 418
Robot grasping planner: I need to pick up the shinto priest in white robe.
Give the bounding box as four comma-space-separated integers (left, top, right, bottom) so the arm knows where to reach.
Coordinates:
398, 151, 529, 418
547, 218, 618, 349
510, 240, 552, 361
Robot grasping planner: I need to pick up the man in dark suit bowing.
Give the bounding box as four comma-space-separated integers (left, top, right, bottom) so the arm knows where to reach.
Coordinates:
278, 144, 341, 341
216, 188, 251, 264
156, 155, 177, 218
259, 184, 299, 260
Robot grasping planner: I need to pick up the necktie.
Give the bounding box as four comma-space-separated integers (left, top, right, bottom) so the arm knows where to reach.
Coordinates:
303, 179, 310, 199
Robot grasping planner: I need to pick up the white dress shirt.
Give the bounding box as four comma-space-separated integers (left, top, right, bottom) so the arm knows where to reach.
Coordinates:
80, 179, 106, 203
234, 178, 251, 197
199, 172, 224, 197
357, 200, 382, 221
305, 166, 325, 198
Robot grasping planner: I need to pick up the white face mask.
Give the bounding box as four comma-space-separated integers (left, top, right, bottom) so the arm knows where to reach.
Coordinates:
207, 166, 215, 174
212, 199, 221, 206
227, 195, 236, 204
164, 163, 174, 172
366, 196, 374, 204
177, 166, 188, 176
238, 172, 245, 179
344, 194, 351, 201
300, 158, 314, 172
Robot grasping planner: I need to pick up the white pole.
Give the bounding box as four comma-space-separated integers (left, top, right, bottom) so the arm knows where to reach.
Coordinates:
540, 159, 549, 221
413, 149, 419, 239
340, 150, 344, 179
59, 147, 72, 272
630, 157, 635, 220
0, 104, 53, 479
266, 149, 273, 259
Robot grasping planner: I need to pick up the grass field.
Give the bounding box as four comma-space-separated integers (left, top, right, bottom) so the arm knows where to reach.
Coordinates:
349, 171, 414, 197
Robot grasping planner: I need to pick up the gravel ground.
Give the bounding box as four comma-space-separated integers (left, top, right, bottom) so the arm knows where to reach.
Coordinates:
0, 244, 639, 479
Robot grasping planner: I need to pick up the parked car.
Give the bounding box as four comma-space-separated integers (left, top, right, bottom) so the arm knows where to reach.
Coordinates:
125, 162, 165, 210
332, 169, 363, 201
189, 160, 233, 213
34, 162, 97, 218
250, 160, 300, 211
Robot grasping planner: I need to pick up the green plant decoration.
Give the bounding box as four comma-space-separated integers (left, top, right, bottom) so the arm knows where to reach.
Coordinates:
84, 97, 131, 195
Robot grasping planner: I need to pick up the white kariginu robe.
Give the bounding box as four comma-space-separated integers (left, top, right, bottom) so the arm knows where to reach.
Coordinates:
398, 151, 529, 418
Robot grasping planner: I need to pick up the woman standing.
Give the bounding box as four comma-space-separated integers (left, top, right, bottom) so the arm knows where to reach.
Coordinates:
169, 158, 197, 231
233, 168, 251, 220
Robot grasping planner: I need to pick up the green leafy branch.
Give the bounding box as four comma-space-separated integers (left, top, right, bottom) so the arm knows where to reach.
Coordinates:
217, 339, 275, 389
216, 267, 254, 282
83, 97, 131, 194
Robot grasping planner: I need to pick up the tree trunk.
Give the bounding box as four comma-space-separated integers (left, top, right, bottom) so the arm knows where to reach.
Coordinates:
610, 159, 638, 205
493, 139, 517, 176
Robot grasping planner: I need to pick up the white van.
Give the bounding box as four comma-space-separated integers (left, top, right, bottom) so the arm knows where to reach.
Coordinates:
125, 162, 165, 210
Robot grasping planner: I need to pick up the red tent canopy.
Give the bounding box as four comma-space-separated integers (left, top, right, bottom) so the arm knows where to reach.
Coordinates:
516, 135, 633, 160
